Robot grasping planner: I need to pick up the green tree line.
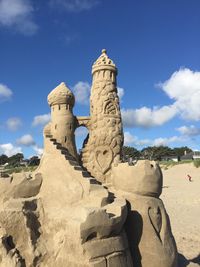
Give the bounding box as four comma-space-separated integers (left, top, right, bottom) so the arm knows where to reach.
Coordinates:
0, 153, 40, 167
122, 146, 192, 161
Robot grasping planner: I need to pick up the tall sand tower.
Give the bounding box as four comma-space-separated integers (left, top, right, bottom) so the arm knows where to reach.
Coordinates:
81, 49, 123, 182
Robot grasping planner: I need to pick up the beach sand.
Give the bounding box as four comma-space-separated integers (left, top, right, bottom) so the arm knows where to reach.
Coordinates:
161, 163, 200, 267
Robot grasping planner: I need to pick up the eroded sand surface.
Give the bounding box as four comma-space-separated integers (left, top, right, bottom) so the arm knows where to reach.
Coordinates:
161, 163, 200, 267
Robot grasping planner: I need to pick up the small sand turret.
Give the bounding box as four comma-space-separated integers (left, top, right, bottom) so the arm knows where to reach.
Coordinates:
47, 82, 78, 159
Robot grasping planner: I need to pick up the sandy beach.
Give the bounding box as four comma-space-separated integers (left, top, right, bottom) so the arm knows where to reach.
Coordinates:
161, 163, 200, 267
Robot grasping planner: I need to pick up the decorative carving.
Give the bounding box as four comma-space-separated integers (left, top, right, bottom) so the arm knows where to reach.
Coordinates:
95, 146, 113, 174
81, 50, 123, 182
111, 161, 178, 267
76, 116, 90, 128
0, 49, 178, 267
104, 100, 117, 115
148, 206, 162, 242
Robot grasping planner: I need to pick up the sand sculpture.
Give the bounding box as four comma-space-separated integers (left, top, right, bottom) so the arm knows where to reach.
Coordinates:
80, 49, 123, 182
0, 50, 177, 267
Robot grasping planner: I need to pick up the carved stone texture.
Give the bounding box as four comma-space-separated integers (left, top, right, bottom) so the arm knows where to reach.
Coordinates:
34, 137, 133, 266
111, 160, 178, 267
0, 225, 25, 267
81, 50, 123, 183
125, 195, 178, 267
0, 50, 178, 267
76, 116, 91, 128
8, 173, 42, 199
0, 135, 133, 266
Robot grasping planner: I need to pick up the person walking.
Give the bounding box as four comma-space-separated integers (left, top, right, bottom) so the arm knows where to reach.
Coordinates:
187, 174, 192, 182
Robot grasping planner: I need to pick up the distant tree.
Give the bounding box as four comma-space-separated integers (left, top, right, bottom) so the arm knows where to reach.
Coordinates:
141, 146, 173, 161
172, 146, 192, 157
0, 154, 8, 165
122, 146, 141, 160
28, 156, 40, 166
8, 153, 24, 167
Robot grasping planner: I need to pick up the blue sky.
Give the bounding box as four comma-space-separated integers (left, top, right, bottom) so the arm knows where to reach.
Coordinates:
1, 0, 200, 158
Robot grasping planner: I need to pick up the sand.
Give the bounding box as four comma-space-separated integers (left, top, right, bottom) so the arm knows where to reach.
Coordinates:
161, 163, 200, 267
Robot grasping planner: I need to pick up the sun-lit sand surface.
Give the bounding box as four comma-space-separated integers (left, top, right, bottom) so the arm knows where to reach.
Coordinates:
161, 163, 200, 267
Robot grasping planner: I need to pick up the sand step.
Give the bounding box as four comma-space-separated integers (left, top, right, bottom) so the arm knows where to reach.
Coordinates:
50, 138, 80, 166
61, 150, 71, 156
74, 166, 83, 171
89, 179, 98, 184
54, 144, 77, 162
82, 171, 91, 178
55, 144, 63, 150
65, 155, 76, 161
49, 137, 100, 185
56, 144, 70, 151
69, 160, 79, 166
50, 139, 68, 152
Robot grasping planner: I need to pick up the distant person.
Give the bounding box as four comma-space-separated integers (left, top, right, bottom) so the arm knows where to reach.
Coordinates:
187, 174, 192, 182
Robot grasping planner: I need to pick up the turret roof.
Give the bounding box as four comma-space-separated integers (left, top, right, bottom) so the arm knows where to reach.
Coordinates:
92, 49, 117, 74
47, 82, 75, 107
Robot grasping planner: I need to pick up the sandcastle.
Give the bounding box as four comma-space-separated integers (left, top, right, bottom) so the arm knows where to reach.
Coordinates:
0, 50, 178, 267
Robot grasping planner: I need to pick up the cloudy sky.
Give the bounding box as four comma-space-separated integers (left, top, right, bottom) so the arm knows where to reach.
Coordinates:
1, 0, 200, 157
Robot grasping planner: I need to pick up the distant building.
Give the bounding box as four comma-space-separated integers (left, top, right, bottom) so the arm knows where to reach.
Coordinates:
160, 156, 180, 162
193, 150, 200, 160
180, 150, 200, 161
180, 152, 193, 161
1, 163, 8, 167
19, 159, 29, 167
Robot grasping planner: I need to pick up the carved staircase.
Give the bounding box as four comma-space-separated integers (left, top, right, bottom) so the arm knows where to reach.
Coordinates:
48, 137, 103, 186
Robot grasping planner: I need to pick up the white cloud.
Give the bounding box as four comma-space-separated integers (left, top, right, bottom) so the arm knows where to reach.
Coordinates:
15, 134, 43, 157
152, 136, 185, 146
49, 0, 99, 12
0, 0, 38, 35
16, 134, 35, 146
124, 132, 151, 146
6, 117, 22, 131
32, 145, 43, 157
158, 68, 200, 121
176, 125, 200, 137
124, 132, 137, 146
73, 81, 90, 105
0, 143, 22, 157
122, 68, 200, 128
0, 83, 12, 101
122, 105, 177, 128
32, 113, 51, 127
117, 87, 124, 101
124, 131, 185, 147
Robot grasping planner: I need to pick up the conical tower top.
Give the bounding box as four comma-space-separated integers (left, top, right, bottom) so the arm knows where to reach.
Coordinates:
92, 49, 117, 75
47, 82, 75, 107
